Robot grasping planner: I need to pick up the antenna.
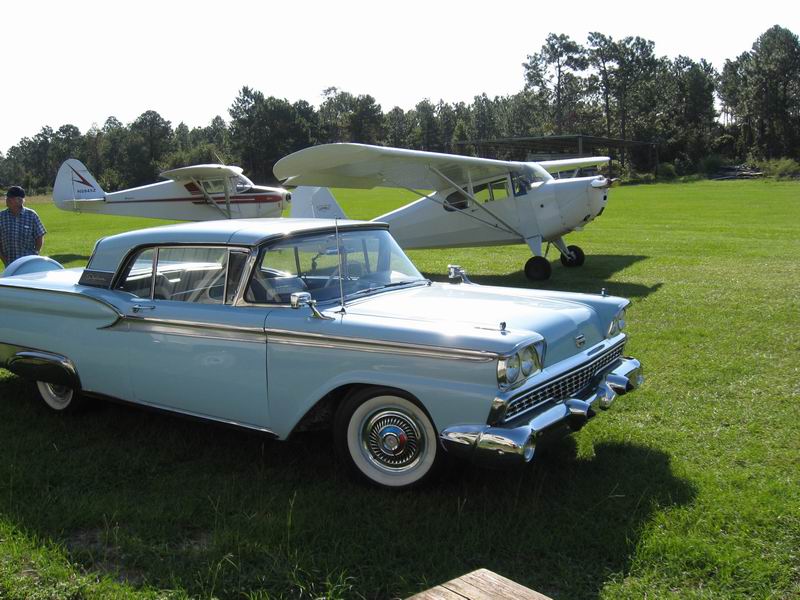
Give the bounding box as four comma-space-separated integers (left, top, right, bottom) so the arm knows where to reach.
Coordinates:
335, 219, 346, 314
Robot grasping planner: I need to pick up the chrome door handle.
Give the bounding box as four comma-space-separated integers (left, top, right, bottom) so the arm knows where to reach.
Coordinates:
131, 304, 156, 313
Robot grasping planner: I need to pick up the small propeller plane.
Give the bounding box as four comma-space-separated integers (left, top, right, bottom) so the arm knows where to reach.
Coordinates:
274, 143, 616, 280
53, 159, 290, 221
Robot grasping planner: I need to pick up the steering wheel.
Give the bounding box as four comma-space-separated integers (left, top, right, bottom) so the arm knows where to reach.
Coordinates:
322, 267, 341, 289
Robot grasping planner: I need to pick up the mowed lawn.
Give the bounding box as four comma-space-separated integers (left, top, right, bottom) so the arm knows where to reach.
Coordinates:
0, 180, 798, 599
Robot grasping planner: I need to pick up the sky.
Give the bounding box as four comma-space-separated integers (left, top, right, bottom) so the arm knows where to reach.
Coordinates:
2, 0, 797, 153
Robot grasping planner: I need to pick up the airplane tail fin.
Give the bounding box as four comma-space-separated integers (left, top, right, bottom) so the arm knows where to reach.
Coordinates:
289, 186, 347, 219
53, 159, 105, 208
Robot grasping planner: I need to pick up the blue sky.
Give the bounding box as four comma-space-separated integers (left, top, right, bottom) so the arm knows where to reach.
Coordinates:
3, 0, 796, 152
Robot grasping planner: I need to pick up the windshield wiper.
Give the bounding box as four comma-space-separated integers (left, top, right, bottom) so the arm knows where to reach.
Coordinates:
349, 279, 429, 298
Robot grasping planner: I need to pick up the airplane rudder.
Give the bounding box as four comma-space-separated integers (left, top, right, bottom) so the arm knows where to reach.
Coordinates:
53, 159, 105, 205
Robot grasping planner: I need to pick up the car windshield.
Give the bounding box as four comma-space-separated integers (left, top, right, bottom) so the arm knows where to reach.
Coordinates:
245, 228, 427, 304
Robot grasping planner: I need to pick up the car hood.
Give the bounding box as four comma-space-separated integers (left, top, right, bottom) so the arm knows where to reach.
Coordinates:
341, 282, 607, 365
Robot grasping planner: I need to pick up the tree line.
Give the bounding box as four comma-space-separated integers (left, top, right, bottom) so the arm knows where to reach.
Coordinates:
1, 25, 797, 192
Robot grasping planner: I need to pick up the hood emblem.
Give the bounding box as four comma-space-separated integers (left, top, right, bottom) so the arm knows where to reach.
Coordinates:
575, 334, 586, 348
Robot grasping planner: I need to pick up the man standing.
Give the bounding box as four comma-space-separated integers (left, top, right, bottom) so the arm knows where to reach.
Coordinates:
0, 186, 47, 268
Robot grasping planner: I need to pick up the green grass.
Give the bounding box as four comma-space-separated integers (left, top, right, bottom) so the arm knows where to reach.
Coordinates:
2, 180, 799, 599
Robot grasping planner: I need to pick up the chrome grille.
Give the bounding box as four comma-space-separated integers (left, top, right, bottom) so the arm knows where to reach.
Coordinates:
504, 343, 625, 420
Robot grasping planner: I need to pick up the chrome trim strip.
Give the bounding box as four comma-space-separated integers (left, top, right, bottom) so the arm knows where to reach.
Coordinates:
265, 328, 498, 362
121, 315, 266, 343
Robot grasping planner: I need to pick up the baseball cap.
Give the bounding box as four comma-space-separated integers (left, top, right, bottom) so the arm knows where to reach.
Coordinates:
6, 186, 25, 199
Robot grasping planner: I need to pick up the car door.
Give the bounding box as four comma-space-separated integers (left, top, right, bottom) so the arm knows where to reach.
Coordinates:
117, 246, 272, 430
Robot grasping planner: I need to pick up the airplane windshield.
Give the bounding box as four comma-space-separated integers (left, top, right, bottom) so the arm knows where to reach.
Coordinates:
233, 175, 254, 193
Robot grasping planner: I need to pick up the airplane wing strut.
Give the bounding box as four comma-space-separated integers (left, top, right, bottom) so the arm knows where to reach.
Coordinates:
191, 178, 231, 219
391, 179, 520, 238
428, 166, 524, 238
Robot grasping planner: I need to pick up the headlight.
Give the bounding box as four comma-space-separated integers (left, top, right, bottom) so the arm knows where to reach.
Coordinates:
519, 345, 541, 377
607, 308, 627, 338
497, 353, 520, 386
498, 343, 543, 387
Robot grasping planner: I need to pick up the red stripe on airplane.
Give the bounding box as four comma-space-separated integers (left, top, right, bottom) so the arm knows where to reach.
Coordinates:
110, 195, 284, 204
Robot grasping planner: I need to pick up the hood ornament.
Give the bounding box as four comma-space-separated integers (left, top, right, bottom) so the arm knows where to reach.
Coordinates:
575, 334, 586, 348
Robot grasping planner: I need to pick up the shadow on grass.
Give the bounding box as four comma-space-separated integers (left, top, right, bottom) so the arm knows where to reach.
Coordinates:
423, 254, 661, 300
0, 376, 692, 599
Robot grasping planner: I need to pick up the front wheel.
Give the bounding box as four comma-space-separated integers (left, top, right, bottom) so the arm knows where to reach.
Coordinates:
334, 387, 441, 489
559, 245, 586, 267
35, 381, 85, 413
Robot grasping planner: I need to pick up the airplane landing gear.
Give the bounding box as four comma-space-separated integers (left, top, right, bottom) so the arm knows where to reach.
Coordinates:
524, 256, 552, 281
559, 245, 585, 267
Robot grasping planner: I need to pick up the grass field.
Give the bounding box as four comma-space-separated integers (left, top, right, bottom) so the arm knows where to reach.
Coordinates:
1, 180, 798, 599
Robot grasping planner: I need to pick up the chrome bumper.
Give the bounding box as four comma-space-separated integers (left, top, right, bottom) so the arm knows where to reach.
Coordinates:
440, 356, 643, 467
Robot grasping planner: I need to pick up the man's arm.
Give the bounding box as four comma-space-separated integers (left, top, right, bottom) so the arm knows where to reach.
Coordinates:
35, 235, 43, 254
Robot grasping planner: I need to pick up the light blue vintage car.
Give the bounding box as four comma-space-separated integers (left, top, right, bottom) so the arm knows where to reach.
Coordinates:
0, 219, 643, 488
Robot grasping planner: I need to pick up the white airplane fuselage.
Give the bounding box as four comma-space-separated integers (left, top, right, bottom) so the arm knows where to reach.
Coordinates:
55, 180, 286, 221
375, 176, 609, 251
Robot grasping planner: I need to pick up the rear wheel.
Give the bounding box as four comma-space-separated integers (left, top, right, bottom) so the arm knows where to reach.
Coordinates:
35, 381, 85, 413
334, 387, 441, 489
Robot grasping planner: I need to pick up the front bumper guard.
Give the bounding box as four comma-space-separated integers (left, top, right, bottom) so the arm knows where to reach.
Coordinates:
440, 356, 643, 467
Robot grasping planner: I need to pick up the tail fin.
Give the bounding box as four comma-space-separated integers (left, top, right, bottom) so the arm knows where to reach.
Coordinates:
53, 159, 105, 208
289, 186, 347, 219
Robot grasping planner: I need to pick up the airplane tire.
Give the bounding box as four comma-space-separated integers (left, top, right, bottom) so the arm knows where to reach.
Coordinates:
560, 245, 586, 267
524, 256, 552, 281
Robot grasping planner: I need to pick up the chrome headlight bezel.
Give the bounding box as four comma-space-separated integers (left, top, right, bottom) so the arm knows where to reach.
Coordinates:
497, 341, 544, 389
607, 308, 627, 338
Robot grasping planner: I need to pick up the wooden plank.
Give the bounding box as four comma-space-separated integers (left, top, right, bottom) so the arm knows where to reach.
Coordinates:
450, 569, 552, 600
408, 569, 552, 600
407, 584, 467, 599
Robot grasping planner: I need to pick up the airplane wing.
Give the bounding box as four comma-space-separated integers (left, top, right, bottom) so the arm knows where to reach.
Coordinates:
160, 164, 244, 181
273, 143, 527, 191
537, 156, 610, 173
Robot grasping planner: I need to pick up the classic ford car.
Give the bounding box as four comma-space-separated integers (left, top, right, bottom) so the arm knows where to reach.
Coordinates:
0, 218, 643, 488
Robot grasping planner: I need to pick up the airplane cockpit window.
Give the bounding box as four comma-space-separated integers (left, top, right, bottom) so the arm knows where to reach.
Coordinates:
511, 172, 536, 196
233, 175, 254, 193
443, 191, 469, 211
471, 178, 510, 203
201, 179, 226, 194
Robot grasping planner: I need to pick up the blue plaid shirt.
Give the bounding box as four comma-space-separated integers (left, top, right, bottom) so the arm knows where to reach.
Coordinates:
0, 206, 47, 265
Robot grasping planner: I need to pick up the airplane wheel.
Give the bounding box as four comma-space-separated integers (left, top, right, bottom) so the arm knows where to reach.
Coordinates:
524, 256, 552, 281
560, 245, 586, 268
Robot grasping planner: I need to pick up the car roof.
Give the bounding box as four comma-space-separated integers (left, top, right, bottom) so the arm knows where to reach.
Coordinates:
86, 218, 385, 273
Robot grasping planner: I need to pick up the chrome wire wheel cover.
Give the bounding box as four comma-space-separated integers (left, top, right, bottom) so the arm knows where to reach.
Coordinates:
362, 410, 424, 471
36, 381, 73, 411
345, 394, 438, 487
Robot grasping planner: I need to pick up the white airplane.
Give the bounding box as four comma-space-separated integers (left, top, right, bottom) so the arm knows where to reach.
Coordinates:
53, 159, 290, 221
274, 143, 616, 280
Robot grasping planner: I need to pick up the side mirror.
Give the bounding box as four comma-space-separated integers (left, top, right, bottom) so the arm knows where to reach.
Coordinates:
290, 291, 312, 309
447, 264, 474, 285
290, 291, 333, 320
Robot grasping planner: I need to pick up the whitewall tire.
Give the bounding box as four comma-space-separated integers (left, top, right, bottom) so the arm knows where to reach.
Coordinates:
35, 381, 83, 412
335, 388, 441, 489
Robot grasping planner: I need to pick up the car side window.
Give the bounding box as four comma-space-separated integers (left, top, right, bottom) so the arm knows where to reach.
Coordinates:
116, 248, 156, 298
153, 247, 229, 304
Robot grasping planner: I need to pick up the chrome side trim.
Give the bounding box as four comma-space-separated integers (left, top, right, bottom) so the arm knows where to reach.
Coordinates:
121, 315, 266, 343
265, 328, 498, 362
